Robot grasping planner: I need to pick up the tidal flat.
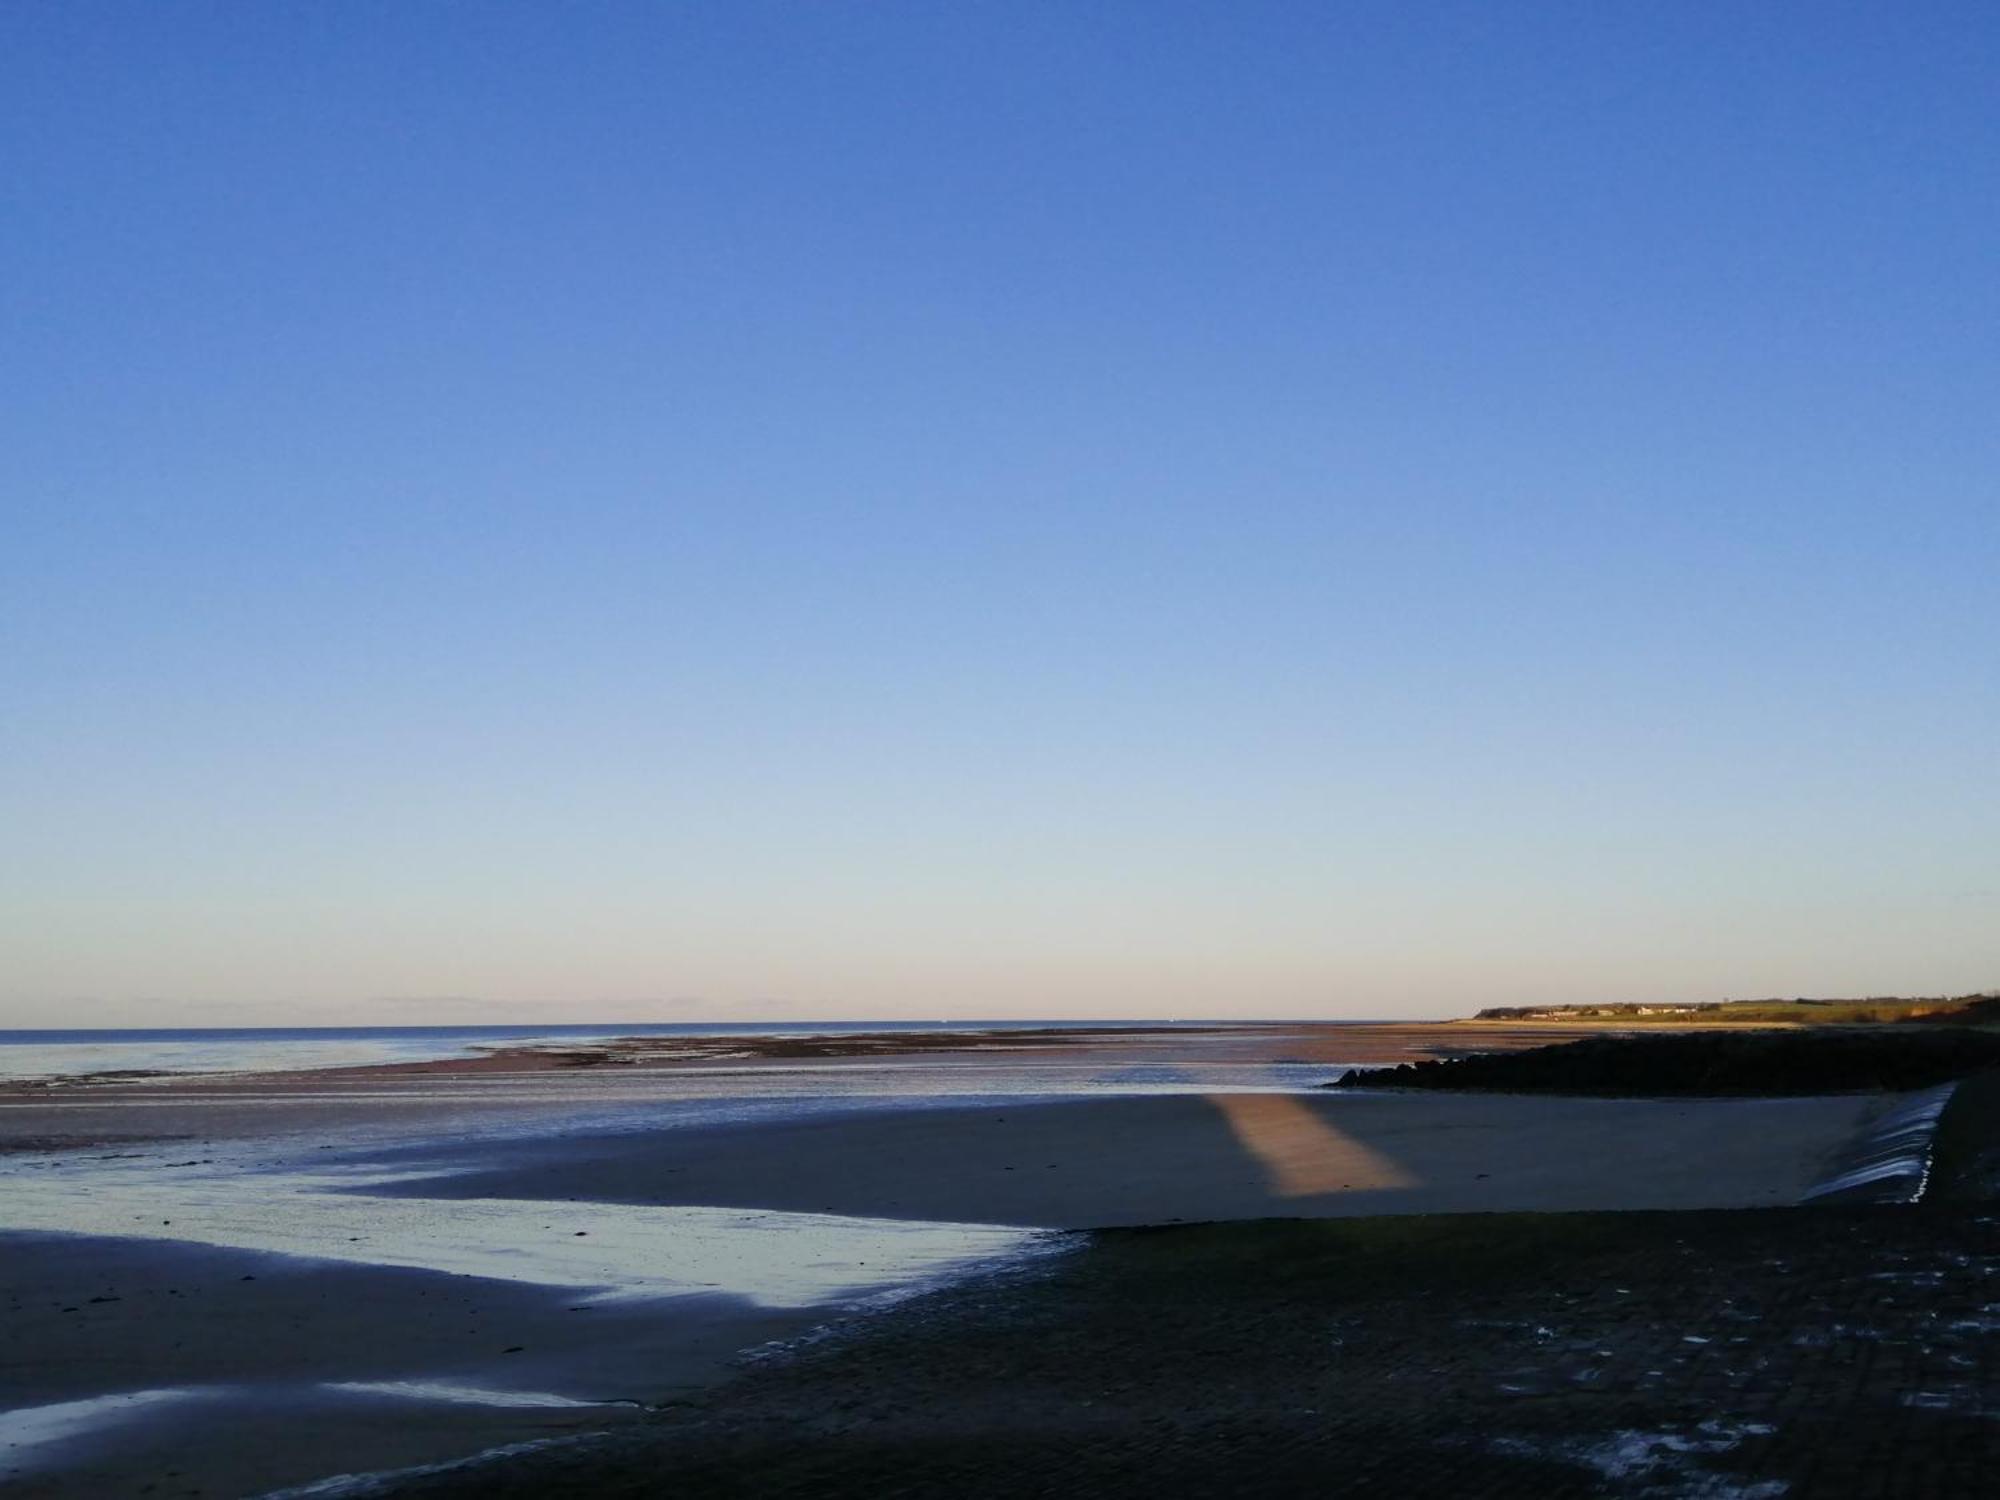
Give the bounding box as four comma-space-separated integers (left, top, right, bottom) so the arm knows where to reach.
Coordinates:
0, 1021, 1978, 1497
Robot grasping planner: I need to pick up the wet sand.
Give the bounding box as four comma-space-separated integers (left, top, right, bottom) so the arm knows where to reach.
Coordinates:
2, 1145, 1037, 1496
1, 1233, 807, 1499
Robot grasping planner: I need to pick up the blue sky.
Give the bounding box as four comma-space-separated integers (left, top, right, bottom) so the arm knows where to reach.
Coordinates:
4, 3, 1996, 1024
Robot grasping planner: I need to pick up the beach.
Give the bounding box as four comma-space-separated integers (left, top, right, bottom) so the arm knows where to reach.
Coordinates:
390, 1204, 2000, 1499
0, 1020, 1936, 1496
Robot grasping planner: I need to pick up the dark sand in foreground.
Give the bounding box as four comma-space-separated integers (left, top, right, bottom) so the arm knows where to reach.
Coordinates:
392, 1204, 2000, 1499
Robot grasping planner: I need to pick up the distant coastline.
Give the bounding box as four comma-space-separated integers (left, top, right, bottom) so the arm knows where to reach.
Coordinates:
0, 1019, 1256, 1085
1469, 992, 2000, 1025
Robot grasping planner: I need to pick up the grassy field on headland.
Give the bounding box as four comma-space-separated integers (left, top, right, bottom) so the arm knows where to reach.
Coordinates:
1470, 992, 2000, 1026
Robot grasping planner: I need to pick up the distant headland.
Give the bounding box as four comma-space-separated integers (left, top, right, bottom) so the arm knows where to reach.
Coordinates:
1470, 992, 2000, 1025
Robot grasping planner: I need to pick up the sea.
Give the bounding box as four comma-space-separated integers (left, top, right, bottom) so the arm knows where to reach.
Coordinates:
0, 1019, 1240, 1083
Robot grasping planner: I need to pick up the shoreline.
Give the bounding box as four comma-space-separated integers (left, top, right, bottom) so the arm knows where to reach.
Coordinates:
0, 1016, 1745, 1089
0, 1019, 1593, 1158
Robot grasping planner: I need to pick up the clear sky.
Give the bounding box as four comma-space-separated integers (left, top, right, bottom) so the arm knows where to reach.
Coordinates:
4, 3, 1996, 1027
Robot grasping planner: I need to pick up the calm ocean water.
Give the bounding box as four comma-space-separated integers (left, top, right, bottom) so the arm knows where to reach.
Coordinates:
0, 1020, 1223, 1082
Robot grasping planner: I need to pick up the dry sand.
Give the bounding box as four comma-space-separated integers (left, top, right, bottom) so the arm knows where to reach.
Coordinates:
370, 1088, 1893, 1228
